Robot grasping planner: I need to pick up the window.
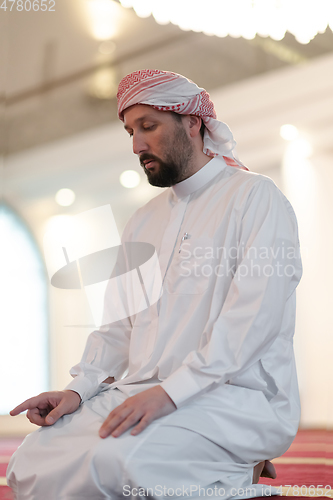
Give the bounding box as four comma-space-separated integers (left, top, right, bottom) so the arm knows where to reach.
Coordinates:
0, 205, 49, 414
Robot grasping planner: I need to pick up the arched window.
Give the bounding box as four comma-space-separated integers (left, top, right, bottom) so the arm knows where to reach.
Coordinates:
0, 205, 49, 414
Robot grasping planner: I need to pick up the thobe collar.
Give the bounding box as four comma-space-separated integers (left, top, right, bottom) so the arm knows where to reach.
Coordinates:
170, 156, 226, 200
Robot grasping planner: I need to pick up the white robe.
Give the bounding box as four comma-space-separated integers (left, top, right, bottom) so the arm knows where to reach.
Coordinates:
7, 156, 302, 499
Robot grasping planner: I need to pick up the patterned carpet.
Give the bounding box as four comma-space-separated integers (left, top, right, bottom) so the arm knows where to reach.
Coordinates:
0, 430, 332, 499
257, 429, 333, 498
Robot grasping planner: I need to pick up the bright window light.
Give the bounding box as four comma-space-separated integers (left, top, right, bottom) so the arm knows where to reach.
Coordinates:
44, 215, 76, 245
86, 0, 124, 40
120, 170, 141, 188
119, 0, 333, 44
0, 205, 48, 414
55, 188, 76, 207
286, 138, 313, 159
280, 124, 299, 141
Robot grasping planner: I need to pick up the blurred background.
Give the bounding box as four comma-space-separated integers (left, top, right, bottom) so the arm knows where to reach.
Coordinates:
0, 0, 332, 435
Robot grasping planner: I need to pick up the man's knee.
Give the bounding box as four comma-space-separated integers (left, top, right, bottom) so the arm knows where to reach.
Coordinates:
6, 435, 35, 487
90, 436, 132, 494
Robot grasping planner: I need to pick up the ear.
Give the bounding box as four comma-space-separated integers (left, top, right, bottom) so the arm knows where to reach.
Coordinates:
188, 115, 202, 138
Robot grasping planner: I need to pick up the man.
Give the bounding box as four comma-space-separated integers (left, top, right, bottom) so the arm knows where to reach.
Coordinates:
7, 69, 302, 499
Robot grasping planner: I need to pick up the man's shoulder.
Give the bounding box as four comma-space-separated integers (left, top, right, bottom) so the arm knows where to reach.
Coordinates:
228, 167, 283, 199
228, 166, 274, 188
222, 166, 298, 224
234, 169, 299, 226
219, 165, 278, 203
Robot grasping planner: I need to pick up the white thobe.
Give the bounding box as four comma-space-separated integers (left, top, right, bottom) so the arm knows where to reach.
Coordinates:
7, 156, 302, 499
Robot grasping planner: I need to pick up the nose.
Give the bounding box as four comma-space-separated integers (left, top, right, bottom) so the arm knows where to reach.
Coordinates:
132, 132, 149, 156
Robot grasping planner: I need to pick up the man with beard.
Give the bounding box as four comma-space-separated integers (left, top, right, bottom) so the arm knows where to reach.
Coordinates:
7, 70, 302, 500
135, 110, 196, 187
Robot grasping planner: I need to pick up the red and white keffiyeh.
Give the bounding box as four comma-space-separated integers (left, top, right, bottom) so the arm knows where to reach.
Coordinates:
117, 69, 248, 171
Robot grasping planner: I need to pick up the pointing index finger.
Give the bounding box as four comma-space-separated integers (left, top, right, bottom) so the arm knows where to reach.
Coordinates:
10, 396, 40, 416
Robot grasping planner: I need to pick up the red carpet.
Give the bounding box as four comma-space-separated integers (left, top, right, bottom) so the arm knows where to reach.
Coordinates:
0, 438, 23, 500
258, 429, 332, 498
0, 431, 332, 499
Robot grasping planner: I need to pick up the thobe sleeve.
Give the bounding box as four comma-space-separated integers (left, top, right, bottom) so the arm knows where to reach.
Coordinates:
64, 217, 135, 403
160, 178, 303, 407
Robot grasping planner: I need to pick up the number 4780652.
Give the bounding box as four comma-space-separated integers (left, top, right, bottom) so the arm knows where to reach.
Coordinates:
0, 0, 55, 11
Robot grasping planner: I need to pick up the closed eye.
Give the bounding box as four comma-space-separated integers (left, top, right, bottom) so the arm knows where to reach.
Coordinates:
142, 124, 157, 132
124, 123, 157, 138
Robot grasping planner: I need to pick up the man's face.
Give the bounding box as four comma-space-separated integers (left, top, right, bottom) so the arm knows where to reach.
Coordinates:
123, 104, 194, 187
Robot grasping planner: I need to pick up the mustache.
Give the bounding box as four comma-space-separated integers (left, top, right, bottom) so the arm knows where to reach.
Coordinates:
139, 153, 162, 167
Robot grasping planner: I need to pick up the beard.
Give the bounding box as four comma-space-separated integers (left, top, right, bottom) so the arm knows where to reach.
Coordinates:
139, 123, 194, 188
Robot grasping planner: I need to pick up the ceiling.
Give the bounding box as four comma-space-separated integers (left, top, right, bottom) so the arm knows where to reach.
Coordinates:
1, 0, 333, 155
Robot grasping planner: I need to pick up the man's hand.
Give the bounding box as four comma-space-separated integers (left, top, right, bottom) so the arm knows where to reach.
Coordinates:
99, 386, 176, 439
10, 390, 81, 426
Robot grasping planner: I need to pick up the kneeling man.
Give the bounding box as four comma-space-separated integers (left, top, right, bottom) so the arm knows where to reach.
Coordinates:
7, 69, 302, 500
